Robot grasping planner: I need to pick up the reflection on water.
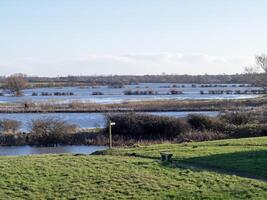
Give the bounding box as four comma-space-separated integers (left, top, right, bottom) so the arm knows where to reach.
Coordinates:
0, 145, 107, 156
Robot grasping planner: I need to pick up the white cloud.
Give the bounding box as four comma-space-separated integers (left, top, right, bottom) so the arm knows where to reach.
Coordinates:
0, 53, 254, 76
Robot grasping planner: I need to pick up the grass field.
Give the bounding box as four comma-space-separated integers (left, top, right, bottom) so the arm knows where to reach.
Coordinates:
0, 137, 267, 199
104, 137, 267, 178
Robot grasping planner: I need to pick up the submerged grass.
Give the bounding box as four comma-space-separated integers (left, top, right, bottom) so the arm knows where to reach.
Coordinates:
0, 137, 267, 199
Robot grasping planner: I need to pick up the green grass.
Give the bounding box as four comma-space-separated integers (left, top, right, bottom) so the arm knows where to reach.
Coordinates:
0, 137, 267, 199
105, 137, 267, 178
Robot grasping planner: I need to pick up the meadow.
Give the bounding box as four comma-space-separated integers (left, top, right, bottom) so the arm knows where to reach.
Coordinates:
0, 137, 267, 199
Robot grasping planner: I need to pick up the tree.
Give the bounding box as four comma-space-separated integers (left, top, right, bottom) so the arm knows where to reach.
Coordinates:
255, 54, 267, 89
255, 54, 267, 73
3, 74, 28, 96
245, 54, 267, 89
0, 119, 21, 133
28, 118, 77, 146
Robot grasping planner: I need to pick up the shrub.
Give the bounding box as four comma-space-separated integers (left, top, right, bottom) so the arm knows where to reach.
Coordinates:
92, 91, 104, 95
108, 82, 124, 88
187, 114, 223, 131
0, 119, 21, 133
60, 131, 107, 145
28, 118, 77, 146
259, 110, 267, 123
177, 131, 228, 143
226, 124, 267, 138
170, 89, 183, 95
220, 111, 256, 125
124, 90, 157, 95
106, 113, 190, 140
0, 133, 26, 146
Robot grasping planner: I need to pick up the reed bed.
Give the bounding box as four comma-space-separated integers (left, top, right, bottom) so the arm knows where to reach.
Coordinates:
0, 96, 266, 113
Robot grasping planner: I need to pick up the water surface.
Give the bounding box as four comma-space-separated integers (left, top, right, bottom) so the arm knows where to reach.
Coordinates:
0, 111, 219, 131
0, 83, 260, 104
0, 145, 107, 156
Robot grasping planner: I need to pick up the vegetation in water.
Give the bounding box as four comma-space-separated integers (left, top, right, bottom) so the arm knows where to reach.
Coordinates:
2, 74, 28, 96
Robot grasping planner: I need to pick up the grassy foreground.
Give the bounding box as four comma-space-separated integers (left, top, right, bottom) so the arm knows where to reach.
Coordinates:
0, 137, 267, 199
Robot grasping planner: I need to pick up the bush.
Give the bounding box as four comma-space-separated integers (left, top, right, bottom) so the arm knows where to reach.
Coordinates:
0, 133, 26, 146
0, 119, 21, 133
259, 110, 267, 123
220, 112, 256, 125
187, 114, 223, 131
106, 113, 190, 140
59, 131, 107, 145
92, 91, 104, 95
226, 124, 267, 138
177, 131, 228, 143
170, 89, 183, 95
28, 118, 77, 146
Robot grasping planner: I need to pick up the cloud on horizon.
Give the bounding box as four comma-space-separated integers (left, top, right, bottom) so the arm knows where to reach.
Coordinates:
0, 53, 254, 76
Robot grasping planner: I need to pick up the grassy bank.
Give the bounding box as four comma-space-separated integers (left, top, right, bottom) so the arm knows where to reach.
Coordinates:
0, 137, 267, 199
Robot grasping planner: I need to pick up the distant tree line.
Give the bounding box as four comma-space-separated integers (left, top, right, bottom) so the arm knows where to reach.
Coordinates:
0, 55, 266, 89
0, 74, 265, 88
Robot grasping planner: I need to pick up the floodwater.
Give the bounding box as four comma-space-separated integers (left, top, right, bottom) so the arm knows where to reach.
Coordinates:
0, 83, 261, 104
0, 111, 219, 131
0, 145, 107, 156
0, 82, 255, 156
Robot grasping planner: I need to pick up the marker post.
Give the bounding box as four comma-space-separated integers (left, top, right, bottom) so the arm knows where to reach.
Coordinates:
109, 120, 116, 149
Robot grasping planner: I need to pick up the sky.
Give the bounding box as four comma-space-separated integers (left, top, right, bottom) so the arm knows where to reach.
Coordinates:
0, 0, 267, 76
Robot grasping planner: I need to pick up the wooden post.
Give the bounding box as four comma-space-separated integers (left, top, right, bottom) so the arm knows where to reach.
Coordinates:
109, 121, 116, 149
109, 120, 112, 149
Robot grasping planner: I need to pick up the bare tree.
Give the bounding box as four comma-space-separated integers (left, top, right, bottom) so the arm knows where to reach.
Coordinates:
255, 54, 267, 73
29, 118, 77, 146
255, 54, 267, 89
0, 119, 21, 133
3, 74, 28, 96
245, 54, 267, 89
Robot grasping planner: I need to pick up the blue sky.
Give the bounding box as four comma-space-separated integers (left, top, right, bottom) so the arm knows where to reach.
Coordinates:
0, 0, 267, 76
